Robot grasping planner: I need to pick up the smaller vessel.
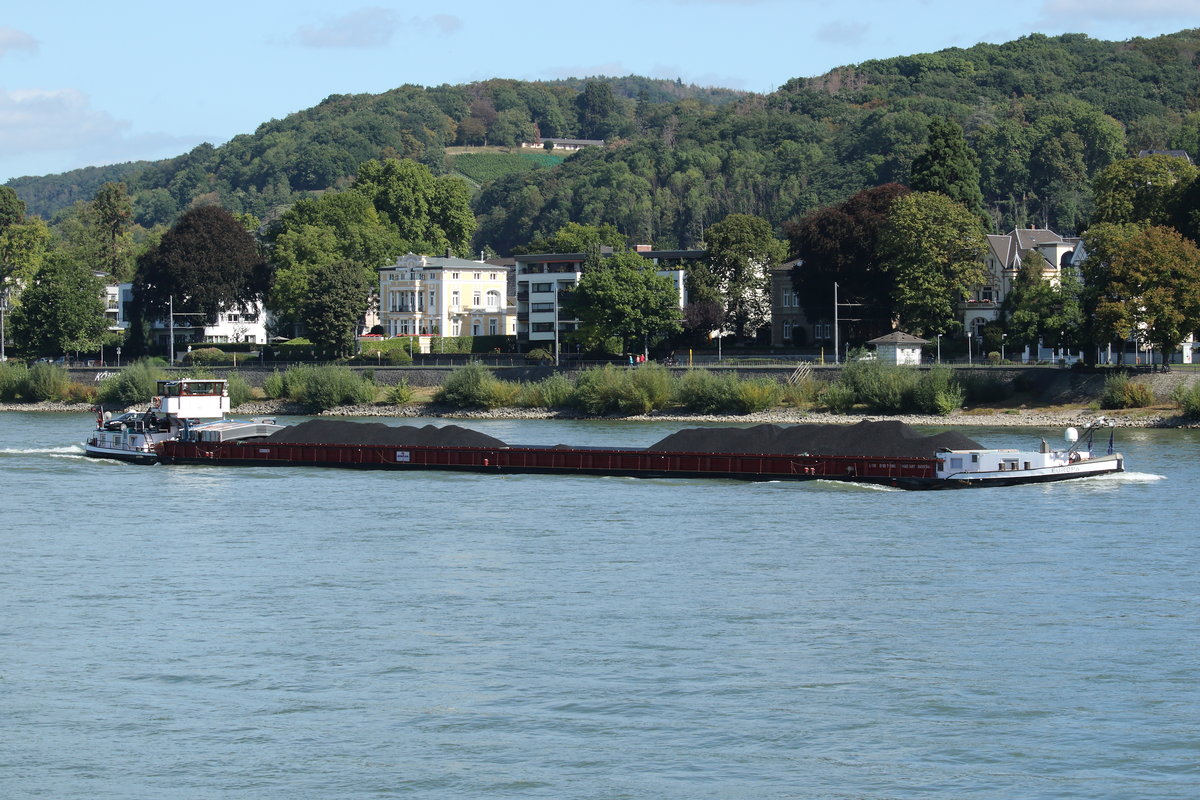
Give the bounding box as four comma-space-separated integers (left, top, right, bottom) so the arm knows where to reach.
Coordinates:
85, 379, 234, 463
933, 419, 1123, 487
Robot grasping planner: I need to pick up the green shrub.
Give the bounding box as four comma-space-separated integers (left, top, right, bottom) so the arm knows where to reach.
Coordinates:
0, 361, 29, 401
821, 381, 858, 412
26, 362, 70, 402
912, 366, 965, 415
781, 377, 822, 407
960, 372, 1011, 403
1100, 372, 1153, 409
1173, 381, 1200, 418
65, 382, 99, 404
99, 359, 165, 407
263, 370, 285, 399
224, 372, 254, 408
289, 366, 376, 411
735, 377, 783, 413
516, 373, 574, 408
627, 363, 672, 411
385, 379, 415, 405
434, 361, 517, 408
674, 369, 740, 412
184, 347, 226, 365
841, 361, 919, 413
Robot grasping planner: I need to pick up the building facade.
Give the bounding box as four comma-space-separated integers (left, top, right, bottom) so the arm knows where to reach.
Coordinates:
513, 248, 701, 351
378, 253, 512, 339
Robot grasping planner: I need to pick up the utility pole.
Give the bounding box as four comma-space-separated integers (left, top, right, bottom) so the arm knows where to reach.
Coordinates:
833, 282, 839, 365
0, 284, 8, 362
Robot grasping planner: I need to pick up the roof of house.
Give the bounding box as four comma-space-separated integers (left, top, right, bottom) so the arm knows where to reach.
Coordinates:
868, 331, 929, 346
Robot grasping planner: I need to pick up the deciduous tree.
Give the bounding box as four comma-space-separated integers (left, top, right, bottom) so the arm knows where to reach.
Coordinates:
702, 213, 786, 340
8, 252, 107, 357
879, 192, 988, 336
303, 259, 372, 356
566, 251, 682, 355
134, 205, 270, 325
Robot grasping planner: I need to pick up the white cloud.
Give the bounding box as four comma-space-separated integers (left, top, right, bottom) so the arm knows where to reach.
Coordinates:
815, 20, 870, 46
1041, 0, 1197, 22
0, 26, 38, 59
294, 6, 462, 48
0, 88, 200, 179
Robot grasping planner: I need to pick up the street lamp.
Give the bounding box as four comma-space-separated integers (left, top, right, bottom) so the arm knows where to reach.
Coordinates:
936, 333, 941, 364
0, 284, 9, 362
1001, 333, 1006, 363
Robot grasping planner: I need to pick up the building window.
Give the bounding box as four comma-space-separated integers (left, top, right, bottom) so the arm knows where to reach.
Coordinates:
451, 291, 460, 309
813, 322, 831, 340
489, 273, 496, 280
486, 290, 500, 309
473, 290, 481, 307
531, 303, 554, 312
980, 286, 994, 303
474, 272, 481, 280
531, 282, 552, 293
532, 322, 553, 333
451, 272, 459, 279
489, 319, 497, 335
472, 321, 481, 336
783, 321, 792, 340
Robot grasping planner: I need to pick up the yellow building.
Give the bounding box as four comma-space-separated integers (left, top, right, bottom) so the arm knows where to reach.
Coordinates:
379, 253, 512, 339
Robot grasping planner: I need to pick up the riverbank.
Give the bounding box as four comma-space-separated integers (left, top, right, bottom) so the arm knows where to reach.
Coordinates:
6, 398, 1195, 428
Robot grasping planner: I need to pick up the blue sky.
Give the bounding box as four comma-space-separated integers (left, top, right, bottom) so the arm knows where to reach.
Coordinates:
1, 0, 1196, 184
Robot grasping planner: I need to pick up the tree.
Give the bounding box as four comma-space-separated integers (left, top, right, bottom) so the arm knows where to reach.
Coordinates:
701, 214, 786, 340
267, 190, 403, 322
909, 117, 987, 224
575, 81, 625, 140
88, 183, 136, 282
1002, 257, 1084, 353
1092, 154, 1198, 227
0, 186, 25, 231
353, 158, 475, 255
8, 252, 107, 357
566, 251, 682, 355
303, 259, 372, 356
134, 205, 270, 325
519, 222, 628, 255
1082, 224, 1200, 364
785, 184, 911, 337
1, 216, 51, 292
879, 192, 988, 336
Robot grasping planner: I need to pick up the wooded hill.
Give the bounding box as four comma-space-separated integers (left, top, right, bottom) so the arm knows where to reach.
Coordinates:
9, 29, 1200, 253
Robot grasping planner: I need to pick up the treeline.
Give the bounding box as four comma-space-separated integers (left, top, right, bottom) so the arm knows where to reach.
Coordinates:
9, 30, 1200, 251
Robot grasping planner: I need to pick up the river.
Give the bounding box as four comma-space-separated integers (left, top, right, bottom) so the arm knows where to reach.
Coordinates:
1, 412, 1196, 799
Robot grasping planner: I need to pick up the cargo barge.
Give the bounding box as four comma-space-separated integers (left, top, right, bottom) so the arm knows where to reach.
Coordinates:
155, 415, 1125, 490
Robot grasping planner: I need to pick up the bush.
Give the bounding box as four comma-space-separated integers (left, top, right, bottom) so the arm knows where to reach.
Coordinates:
434, 362, 518, 408
1100, 372, 1154, 409
780, 377, 822, 407
287, 366, 376, 412
735, 377, 783, 413
184, 347, 226, 365
960, 372, 1011, 403
821, 381, 858, 412
572, 364, 673, 416
98, 360, 166, 407
912, 366, 965, 415
26, 362, 70, 402
516, 373, 574, 408
840, 361, 919, 413
1174, 381, 1200, 418
263, 370, 285, 399
385, 379, 415, 405
225, 372, 254, 408
0, 361, 29, 401
65, 382, 99, 404
674, 369, 740, 412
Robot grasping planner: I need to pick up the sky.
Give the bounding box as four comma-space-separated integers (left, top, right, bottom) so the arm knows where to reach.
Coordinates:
1, 0, 1197, 185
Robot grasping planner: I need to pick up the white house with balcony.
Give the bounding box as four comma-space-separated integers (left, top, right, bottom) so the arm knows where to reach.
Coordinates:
378, 253, 511, 341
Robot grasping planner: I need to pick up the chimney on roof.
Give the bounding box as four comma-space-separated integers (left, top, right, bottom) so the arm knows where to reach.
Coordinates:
446, 247, 452, 259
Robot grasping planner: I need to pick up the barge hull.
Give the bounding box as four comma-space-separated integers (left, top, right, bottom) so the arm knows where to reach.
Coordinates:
158, 439, 959, 489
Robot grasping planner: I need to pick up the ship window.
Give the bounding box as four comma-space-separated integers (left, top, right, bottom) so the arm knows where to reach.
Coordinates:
950, 457, 963, 470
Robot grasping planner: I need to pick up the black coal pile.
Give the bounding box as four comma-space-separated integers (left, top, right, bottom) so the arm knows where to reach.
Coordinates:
647, 421, 983, 459
267, 419, 508, 448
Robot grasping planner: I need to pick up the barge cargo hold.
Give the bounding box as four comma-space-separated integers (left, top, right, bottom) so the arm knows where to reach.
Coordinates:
155, 419, 1125, 490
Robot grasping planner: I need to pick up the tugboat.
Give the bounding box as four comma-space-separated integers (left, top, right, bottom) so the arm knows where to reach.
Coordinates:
85, 379, 233, 463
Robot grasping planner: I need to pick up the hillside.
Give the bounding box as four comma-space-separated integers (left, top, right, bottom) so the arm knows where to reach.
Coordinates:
8, 30, 1200, 253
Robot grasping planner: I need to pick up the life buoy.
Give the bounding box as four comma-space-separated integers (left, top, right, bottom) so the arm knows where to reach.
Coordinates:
151, 396, 162, 409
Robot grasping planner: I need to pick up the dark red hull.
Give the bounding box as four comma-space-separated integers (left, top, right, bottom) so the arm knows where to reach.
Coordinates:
158, 439, 944, 488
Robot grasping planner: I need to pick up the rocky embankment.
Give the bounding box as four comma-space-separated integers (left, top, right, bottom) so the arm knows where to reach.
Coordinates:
4, 399, 1194, 428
